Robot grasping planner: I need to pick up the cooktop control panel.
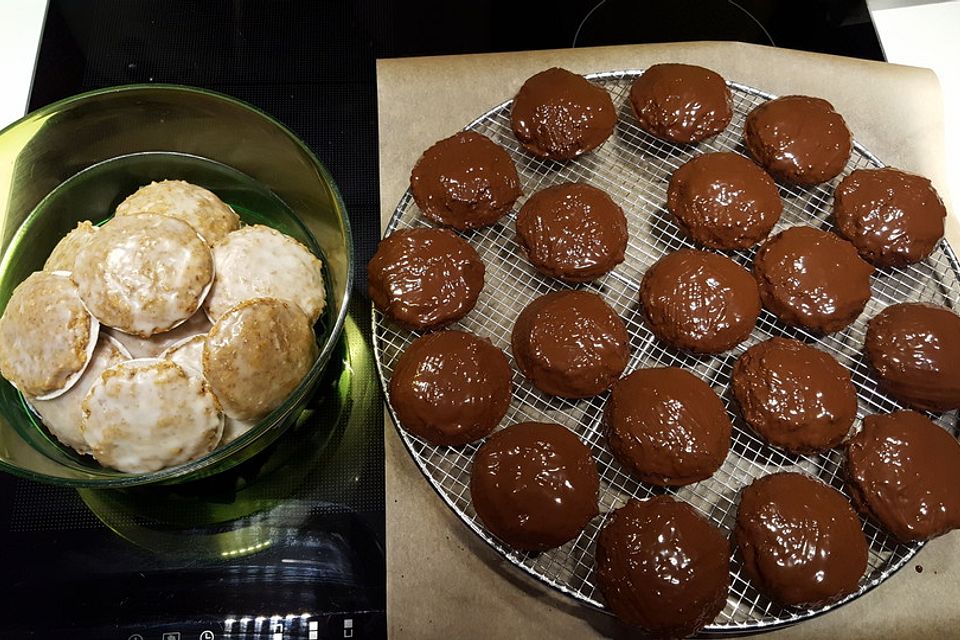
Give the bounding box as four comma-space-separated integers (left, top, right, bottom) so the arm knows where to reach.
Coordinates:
119, 612, 385, 640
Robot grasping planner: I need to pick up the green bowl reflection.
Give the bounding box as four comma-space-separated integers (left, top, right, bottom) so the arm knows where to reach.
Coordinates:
77, 309, 379, 559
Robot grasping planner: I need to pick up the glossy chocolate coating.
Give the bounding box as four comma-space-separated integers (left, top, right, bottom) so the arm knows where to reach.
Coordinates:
732, 338, 857, 453
511, 67, 617, 160
846, 411, 960, 542
409, 131, 521, 231
834, 168, 946, 267
368, 228, 485, 331
605, 367, 731, 486
735, 472, 868, 607
744, 95, 852, 186
596, 496, 730, 638
753, 226, 873, 333
511, 290, 629, 398
516, 182, 628, 282
641, 249, 760, 353
668, 152, 782, 250
865, 303, 960, 411
629, 63, 733, 144
470, 421, 599, 551
390, 330, 512, 446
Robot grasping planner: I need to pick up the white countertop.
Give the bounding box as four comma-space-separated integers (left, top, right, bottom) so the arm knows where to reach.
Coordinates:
0, 0, 46, 129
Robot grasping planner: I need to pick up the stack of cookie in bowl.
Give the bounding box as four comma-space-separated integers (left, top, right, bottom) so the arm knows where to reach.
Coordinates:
0, 180, 325, 473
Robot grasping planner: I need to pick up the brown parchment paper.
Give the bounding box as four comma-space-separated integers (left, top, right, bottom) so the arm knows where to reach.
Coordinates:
377, 41, 959, 639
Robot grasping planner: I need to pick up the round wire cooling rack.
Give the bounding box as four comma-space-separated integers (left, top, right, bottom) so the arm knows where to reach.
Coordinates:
373, 70, 960, 634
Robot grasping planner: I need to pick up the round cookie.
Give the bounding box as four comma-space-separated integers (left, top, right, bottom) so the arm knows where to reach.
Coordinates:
510, 67, 617, 160
470, 422, 599, 551
161, 334, 255, 444
735, 472, 868, 607
846, 411, 960, 542
368, 227, 485, 331
753, 226, 873, 333
732, 338, 858, 453
29, 335, 129, 454
515, 182, 627, 282
203, 298, 318, 421
115, 179, 240, 246
409, 131, 521, 230
43, 220, 97, 272
81, 358, 223, 473
744, 95, 852, 186
596, 496, 729, 638
0, 271, 99, 398
390, 330, 512, 446
667, 152, 782, 250
640, 249, 760, 354
605, 367, 731, 486
864, 302, 960, 411
204, 224, 326, 324
72, 213, 214, 337
162, 334, 206, 376
107, 310, 211, 359
834, 167, 947, 267
629, 63, 732, 143
511, 290, 629, 398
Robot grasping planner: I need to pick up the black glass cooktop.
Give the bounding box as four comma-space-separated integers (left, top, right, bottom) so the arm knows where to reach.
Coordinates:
0, 299, 385, 640
8, 1, 883, 638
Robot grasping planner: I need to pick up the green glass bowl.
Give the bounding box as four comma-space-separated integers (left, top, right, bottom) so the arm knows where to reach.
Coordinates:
0, 84, 353, 487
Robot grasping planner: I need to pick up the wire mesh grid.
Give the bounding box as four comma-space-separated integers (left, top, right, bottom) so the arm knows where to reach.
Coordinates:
373, 70, 960, 634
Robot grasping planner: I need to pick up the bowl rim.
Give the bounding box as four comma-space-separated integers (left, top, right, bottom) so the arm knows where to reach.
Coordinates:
0, 83, 355, 487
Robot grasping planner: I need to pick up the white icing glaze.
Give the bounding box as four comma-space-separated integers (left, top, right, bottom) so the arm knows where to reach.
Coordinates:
72, 214, 214, 337
107, 309, 211, 358
115, 180, 240, 246
43, 221, 98, 273
80, 357, 223, 473
160, 333, 255, 445
222, 416, 257, 444
161, 333, 205, 374
204, 298, 317, 420
204, 225, 326, 323
33, 294, 100, 401
0, 271, 100, 399
29, 334, 128, 453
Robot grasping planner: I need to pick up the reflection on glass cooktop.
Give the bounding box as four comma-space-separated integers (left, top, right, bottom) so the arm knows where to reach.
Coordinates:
0, 303, 385, 639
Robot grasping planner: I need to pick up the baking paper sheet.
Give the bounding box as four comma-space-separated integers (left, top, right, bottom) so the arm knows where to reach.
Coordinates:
377, 41, 958, 639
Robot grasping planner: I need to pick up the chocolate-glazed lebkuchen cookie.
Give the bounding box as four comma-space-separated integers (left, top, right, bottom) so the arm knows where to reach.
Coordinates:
606, 367, 731, 486
732, 338, 858, 453
641, 249, 760, 354
511, 67, 617, 160
511, 290, 629, 398
596, 496, 730, 638
745, 95, 852, 186
846, 411, 960, 542
390, 330, 512, 446
864, 302, 960, 411
753, 226, 873, 333
833, 167, 947, 267
410, 131, 521, 231
516, 182, 628, 282
629, 63, 732, 144
735, 473, 867, 608
668, 152, 782, 250
470, 422, 599, 551
368, 228, 484, 331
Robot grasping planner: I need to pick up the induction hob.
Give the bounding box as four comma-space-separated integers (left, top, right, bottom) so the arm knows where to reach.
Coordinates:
8, 1, 883, 638
0, 298, 385, 640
